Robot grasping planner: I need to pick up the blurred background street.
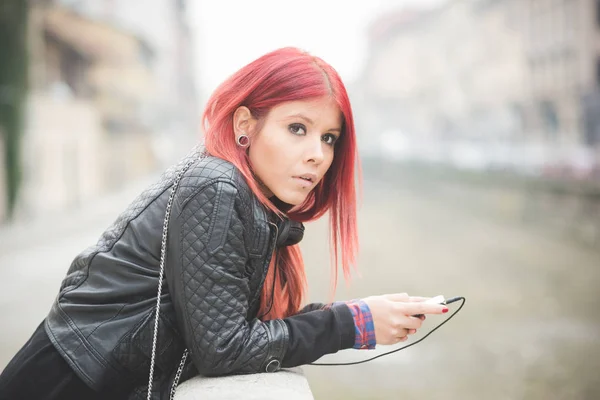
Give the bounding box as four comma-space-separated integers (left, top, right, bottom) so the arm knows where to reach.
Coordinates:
302, 169, 600, 400
2, 0, 600, 399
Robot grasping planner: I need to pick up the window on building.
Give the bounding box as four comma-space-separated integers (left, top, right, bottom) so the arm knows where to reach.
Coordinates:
596, 56, 600, 87
582, 92, 600, 146
540, 100, 559, 138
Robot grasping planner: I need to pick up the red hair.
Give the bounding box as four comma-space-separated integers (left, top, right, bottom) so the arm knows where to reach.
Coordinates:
202, 47, 361, 320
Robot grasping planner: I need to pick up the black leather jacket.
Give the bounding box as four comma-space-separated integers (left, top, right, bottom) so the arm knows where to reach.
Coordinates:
44, 150, 355, 398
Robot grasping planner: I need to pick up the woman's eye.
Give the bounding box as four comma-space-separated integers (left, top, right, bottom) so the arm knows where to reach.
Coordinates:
322, 133, 338, 146
288, 123, 306, 135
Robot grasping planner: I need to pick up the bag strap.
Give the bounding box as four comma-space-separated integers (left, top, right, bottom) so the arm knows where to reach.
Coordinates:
147, 153, 198, 400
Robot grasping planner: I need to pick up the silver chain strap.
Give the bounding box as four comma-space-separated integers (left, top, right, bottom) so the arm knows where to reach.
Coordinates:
147, 155, 198, 400
169, 348, 189, 399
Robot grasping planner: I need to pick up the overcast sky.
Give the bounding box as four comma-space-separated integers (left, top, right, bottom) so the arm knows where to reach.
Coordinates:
188, 0, 446, 95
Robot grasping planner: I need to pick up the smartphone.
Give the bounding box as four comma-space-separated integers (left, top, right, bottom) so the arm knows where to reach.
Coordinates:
424, 295, 446, 305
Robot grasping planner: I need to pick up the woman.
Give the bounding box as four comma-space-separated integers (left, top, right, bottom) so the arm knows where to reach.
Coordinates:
0, 47, 448, 399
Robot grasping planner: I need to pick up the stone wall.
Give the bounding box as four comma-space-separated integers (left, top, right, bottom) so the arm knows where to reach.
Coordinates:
174, 368, 314, 400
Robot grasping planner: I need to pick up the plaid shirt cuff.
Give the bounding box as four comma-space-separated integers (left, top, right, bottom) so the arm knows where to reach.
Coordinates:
333, 299, 376, 350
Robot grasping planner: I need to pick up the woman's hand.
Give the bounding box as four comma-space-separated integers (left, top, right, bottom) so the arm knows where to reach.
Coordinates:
362, 293, 448, 345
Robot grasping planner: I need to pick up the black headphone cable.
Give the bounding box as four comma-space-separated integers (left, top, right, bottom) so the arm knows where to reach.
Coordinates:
309, 296, 466, 366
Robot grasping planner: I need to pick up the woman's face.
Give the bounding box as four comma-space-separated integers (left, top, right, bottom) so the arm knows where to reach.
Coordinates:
243, 96, 342, 206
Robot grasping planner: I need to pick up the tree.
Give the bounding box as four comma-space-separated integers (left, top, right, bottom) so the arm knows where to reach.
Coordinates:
0, 0, 29, 220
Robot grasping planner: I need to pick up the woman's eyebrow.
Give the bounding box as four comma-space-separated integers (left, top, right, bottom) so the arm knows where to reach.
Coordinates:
285, 113, 341, 132
285, 113, 314, 124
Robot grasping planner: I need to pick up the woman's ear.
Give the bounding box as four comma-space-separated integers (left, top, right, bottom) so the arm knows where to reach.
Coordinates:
233, 106, 257, 138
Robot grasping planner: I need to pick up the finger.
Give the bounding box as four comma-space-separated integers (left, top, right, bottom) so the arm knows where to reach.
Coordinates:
407, 329, 417, 335
419, 315, 426, 321
399, 316, 423, 330
393, 327, 409, 338
397, 302, 448, 315
383, 293, 409, 302
394, 333, 408, 342
408, 296, 430, 302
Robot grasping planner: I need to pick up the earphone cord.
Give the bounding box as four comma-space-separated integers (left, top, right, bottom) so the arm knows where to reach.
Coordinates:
309, 296, 466, 366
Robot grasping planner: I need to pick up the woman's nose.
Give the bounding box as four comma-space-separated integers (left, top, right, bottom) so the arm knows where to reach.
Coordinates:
304, 137, 325, 164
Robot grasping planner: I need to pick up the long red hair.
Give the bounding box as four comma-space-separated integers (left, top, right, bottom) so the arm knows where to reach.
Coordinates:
202, 47, 361, 320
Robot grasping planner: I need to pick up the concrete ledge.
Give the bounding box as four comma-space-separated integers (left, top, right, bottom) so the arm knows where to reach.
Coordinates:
174, 368, 315, 400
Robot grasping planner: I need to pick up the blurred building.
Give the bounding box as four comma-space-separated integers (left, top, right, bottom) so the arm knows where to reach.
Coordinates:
359, 0, 600, 175
513, 0, 600, 148
10, 0, 199, 221
57, 0, 200, 164
360, 1, 527, 142
16, 3, 157, 218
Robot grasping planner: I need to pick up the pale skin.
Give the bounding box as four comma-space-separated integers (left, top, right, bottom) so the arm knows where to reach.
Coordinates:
233, 96, 448, 345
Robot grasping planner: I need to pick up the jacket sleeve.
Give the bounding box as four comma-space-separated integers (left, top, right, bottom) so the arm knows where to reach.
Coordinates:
296, 302, 327, 314
165, 180, 355, 376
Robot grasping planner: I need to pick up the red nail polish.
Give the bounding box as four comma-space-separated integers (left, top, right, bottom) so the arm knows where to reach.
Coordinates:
442, 308, 449, 313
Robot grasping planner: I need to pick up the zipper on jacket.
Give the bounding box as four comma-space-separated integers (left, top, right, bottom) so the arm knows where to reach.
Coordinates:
248, 221, 278, 316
